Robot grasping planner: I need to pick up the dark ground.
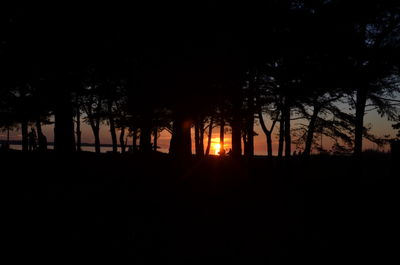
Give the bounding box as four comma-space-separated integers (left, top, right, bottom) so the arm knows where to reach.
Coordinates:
1, 151, 398, 264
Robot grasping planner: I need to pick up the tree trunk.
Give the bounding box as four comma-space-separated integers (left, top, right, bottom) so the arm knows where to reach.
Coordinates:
258, 110, 277, 157
91, 125, 101, 154
21, 120, 28, 152
139, 109, 153, 153
7, 127, 10, 147
54, 87, 75, 153
35, 119, 42, 138
153, 126, 158, 152
35, 118, 43, 150
354, 87, 368, 156
198, 119, 205, 156
266, 133, 273, 157
140, 123, 152, 153
303, 106, 320, 156
108, 102, 118, 153
194, 118, 201, 156
284, 100, 291, 157
109, 118, 117, 153
194, 118, 205, 157
245, 72, 255, 157
120, 127, 126, 153
219, 116, 225, 154
205, 116, 213, 156
169, 114, 192, 156
244, 113, 254, 157
231, 96, 242, 157
242, 133, 247, 151
76, 102, 81, 152
36, 118, 48, 151
278, 117, 284, 158
132, 128, 138, 152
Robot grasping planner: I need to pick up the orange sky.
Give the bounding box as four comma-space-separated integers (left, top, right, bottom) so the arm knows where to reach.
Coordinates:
1, 109, 396, 154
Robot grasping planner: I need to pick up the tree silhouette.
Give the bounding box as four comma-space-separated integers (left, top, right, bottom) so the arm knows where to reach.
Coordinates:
1, 1, 399, 156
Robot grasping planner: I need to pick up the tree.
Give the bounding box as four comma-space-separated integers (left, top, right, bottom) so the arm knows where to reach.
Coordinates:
81, 72, 104, 154
393, 117, 400, 138
194, 114, 208, 157
332, 1, 400, 156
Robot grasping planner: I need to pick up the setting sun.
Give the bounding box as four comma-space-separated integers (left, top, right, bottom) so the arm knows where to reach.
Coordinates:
214, 143, 221, 155
210, 137, 231, 156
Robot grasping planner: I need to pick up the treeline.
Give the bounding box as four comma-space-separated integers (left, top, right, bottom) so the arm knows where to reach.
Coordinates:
1, 1, 400, 157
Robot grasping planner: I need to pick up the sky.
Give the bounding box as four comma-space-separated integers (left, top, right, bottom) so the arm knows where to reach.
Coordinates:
1, 107, 397, 154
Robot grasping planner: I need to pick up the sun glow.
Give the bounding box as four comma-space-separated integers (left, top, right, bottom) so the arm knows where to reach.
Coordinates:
214, 143, 221, 155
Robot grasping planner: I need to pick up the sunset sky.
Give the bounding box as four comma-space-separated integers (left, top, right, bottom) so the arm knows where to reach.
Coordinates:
1, 106, 397, 154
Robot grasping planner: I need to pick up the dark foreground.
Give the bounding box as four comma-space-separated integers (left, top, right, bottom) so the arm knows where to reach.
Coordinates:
2, 151, 398, 264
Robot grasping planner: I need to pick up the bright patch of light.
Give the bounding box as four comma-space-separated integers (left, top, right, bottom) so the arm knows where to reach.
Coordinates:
214, 143, 221, 155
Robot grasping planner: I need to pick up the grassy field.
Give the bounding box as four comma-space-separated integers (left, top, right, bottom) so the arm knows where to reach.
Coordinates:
2, 151, 397, 264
